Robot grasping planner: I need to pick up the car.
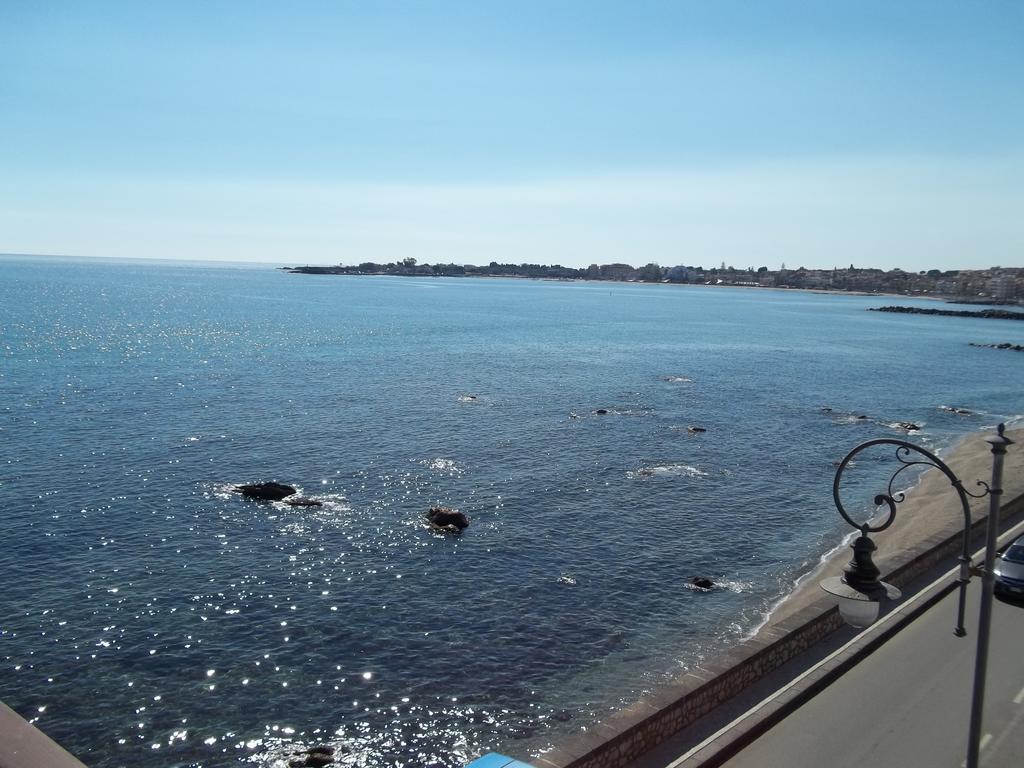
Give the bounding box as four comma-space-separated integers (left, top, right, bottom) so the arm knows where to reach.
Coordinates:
994, 534, 1024, 599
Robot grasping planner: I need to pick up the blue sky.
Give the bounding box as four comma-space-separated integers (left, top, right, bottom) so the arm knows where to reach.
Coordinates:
1, 1, 1021, 270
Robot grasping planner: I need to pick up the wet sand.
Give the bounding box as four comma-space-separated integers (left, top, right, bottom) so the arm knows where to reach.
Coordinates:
761, 426, 1024, 631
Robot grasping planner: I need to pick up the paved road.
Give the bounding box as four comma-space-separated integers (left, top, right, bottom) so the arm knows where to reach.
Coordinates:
722, 580, 1024, 768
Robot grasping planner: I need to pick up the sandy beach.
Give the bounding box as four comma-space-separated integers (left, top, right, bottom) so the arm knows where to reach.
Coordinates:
761, 425, 1024, 631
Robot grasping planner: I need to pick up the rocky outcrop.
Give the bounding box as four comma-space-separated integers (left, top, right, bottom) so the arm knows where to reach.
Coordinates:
691, 577, 714, 590
427, 506, 470, 532
234, 482, 297, 501
870, 306, 1024, 320
289, 746, 338, 767
970, 342, 1024, 352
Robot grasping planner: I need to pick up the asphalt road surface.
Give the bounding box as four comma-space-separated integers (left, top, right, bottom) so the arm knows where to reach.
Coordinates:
723, 580, 1024, 768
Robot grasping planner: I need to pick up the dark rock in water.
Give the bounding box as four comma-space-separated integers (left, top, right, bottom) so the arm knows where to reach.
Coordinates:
895, 422, 921, 432
594, 408, 609, 415
941, 405, 973, 415
553, 709, 573, 722
285, 497, 323, 508
970, 342, 1024, 352
820, 406, 832, 413
234, 482, 296, 501
856, 415, 869, 420
427, 506, 470, 532
870, 306, 1024, 321
295, 746, 336, 767
687, 425, 707, 433
691, 577, 714, 590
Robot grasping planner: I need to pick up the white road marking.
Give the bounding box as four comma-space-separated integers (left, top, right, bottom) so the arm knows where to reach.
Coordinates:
1013, 686, 1024, 705
979, 732, 993, 750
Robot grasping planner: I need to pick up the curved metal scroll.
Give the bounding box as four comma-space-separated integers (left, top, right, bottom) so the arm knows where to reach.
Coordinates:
832, 437, 989, 636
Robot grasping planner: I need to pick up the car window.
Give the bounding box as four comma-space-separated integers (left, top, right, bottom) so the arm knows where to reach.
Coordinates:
1004, 544, 1024, 563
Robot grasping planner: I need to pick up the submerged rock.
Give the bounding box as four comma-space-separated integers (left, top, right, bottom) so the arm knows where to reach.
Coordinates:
290, 746, 337, 768
427, 506, 470, 532
691, 577, 714, 590
285, 497, 324, 507
895, 422, 921, 432
970, 342, 1024, 352
941, 405, 973, 415
594, 408, 609, 415
234, 482, 296, 501
687, 425, 707, 433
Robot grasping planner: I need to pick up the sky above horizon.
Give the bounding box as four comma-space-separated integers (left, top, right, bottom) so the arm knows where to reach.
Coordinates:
2, 1, 1022, 271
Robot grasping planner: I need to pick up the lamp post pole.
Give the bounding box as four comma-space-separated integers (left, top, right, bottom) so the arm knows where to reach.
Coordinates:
821, 424, 1013, 768
964, 427, 1011, 768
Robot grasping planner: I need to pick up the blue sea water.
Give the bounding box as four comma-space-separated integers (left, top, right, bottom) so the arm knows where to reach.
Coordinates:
2, 256, 1023, 768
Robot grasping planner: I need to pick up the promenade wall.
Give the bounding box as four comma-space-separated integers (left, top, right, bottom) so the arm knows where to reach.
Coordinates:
535, 491, 1024, 768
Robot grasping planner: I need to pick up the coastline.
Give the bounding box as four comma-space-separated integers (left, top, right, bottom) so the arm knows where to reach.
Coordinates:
284, 267, 945, 301
758, 425, 1024, 634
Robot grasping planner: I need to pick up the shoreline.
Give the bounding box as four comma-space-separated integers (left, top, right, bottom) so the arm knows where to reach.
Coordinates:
283, 267, 945, 301
756, 424, 1024, 636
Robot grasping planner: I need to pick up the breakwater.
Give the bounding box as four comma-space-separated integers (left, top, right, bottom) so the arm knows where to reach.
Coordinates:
869, 305, 1024, 320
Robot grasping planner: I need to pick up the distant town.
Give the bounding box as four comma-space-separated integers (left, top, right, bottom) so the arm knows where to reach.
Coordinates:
286, 260, 1024, 303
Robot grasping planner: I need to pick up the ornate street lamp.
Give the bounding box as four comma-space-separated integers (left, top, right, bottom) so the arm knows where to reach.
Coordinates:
820, 424, 1012, 768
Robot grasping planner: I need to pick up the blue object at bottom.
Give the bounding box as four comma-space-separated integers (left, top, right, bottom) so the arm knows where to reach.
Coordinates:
465, 753, 538, 768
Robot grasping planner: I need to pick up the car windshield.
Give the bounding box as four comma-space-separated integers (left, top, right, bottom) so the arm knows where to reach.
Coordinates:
1004, 543, 1024, 564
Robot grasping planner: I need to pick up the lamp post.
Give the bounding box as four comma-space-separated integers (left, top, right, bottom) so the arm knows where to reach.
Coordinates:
820, 424, 1012, 768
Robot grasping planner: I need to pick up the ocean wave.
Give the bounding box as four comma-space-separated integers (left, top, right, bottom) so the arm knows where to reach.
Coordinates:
883, 421, 923, 433
419, 458, 466, 476
662, 375, 693, 383
681, 578, 749, 593
627, 463, 709, 479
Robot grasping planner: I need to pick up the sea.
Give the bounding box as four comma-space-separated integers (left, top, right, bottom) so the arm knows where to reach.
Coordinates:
2, 255, 1023, 768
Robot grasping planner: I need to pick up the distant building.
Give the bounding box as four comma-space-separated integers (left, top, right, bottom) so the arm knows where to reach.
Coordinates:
666, 265, 698, 283
599, 263, 635, 281
988, 274, 1016, 301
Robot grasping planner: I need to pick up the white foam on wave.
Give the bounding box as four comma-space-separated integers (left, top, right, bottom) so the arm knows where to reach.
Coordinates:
663, 375, 693, 383
884, 421, 923, 433
419, 457, 466, 476
682, 578, 750, 593
627, 463, 709, 479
